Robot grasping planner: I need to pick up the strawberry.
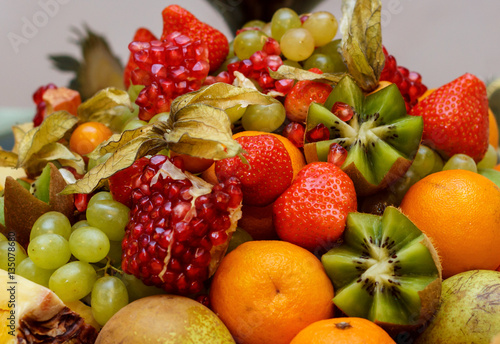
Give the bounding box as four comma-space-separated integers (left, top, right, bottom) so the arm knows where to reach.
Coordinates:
215, 133, 302, 207
161, 5, 229, 73
410, 73, 489, 162
273, 162, 357, 252
284, 80, 333, 122
123, 28, 158, 89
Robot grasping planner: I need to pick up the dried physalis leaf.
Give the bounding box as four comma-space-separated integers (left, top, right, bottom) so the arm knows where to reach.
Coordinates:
269, 65, 346, 85
16, 111, 79, 176
2, 176, 50, 248
77, 87, 133, 132
340, 0, 384, 92
24, 142, 85, 178
48, 163, 75, 222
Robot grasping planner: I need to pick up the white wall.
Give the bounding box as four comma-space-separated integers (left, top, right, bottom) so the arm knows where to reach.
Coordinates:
1, 0, 499, 108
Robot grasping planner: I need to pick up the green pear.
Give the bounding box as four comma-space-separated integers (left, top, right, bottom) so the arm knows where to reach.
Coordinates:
416, 270, 500, 344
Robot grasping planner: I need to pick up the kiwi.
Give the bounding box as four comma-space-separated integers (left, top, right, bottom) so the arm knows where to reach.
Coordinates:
304, 75, 423, 196
321, 206, 441, 335
31, 163, 51, 203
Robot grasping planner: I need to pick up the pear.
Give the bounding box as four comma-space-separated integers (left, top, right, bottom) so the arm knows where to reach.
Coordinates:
415, 270, 500, 344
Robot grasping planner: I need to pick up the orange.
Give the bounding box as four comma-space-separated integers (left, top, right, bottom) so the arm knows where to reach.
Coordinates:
209, 240, 334, 344
238, 203, 279, 240
400, 169, 500, 278
489, 109, 499, 149
290, 317, 395, 344
495, 164, 500, 172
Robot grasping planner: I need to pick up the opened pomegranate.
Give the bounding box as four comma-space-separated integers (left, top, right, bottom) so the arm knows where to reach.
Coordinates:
115, 155, 243, 295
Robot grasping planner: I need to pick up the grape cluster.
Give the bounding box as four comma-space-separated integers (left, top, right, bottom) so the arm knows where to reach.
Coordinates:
0, 193, 162, 327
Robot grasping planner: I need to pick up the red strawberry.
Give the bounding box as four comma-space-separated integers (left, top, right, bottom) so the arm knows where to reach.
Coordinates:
119, 154, 243, 294
215, 132, 304, 207
123, 28, 158, 89
410, 73, 489, 162
284, 80, 333, 122
273, 162, 357, 252
161, 5, 229, 73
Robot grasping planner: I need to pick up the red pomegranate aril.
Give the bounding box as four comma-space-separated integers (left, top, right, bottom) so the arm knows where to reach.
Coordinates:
300, 14, 310, 23
398, 66, 409, 77
259, 73, 275, 89
193, 247, 211, 267
196, 294, 210, 308
149, 259, 163, 275
331, 102, 354, 122
250, 51, 268, 70
215, 71, 232, 84
210, 230, 228, 246
263, 37, 281, 56
169, 258, 183, 272
174, 222, 192, 242
327, 143, 348, 167
275, 79, 294, 94
238, 59, 253, 75
227, 61, 240, 75
265, 55, 283, 72
306, 123, 330, 142
282, 122, 305, 148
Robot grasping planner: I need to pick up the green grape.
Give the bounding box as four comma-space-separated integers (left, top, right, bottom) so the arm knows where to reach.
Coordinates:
30, 211, 72, 240
443, 154, 477, 173
233, 30, 268, 60
28, 234, 71, 270
261, 22, 272, 37
122, 119, 147, 132
315, 39, 348, 73
303, 54, 335, 73
226, 227, 253, 254
120, 273, 166, 302
91, 276, 129, 326
87, 191, 113, 210
241, 103, 286, 132
477, 144, 498, 169
49, 261, 97, 302
86, 200, 130, 241
280, 28, 315, 61
410, 145, 436, 178
225, 104, 247, 124
243, 19, 266, 29
16, 257, 54, 288
148, 112, 170, 124
107, 240, 123, 266
127, 84, 144, 103
282, 59, 302, 69
302, 11, 338, 47
270, 8, 301, 41
0, 240, 27, 272
390, 167, 421, 203
430, 149, 444, 174
0, 232, 6, 241
72, 220, 91, 231
110, 105, 139, 132
69, 227, 110, 263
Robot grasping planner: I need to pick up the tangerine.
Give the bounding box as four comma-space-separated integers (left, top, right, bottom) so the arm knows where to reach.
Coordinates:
290, 317, 395, 344
400, 169, 500, 278
489, 109, 499, 149
209, 240, 334, 344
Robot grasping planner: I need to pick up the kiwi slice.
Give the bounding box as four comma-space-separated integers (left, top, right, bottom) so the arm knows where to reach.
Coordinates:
321, 206, 441, 334
304, 75, 423, 196
31, 163, 51, 203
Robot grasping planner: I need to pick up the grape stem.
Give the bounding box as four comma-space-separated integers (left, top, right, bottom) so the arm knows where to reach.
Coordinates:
97, 257, 123, 276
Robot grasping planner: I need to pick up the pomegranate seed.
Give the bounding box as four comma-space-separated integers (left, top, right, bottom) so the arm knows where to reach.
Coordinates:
210, 230, 228, 246
327, 143, 348, 167
282, 122, 305, 148
263, 37, 281, 56
306, 123, 330, 142
265, 55, 283, 72
238, 59, 253, 75
332, 102, 354, 122
250, 51, 268, 71
274, 79, 294, 94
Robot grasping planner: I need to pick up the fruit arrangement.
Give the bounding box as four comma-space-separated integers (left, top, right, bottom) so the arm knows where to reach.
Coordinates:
1, 1, 500, 343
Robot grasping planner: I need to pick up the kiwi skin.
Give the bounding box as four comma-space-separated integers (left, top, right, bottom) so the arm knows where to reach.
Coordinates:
321, 206, 442, 338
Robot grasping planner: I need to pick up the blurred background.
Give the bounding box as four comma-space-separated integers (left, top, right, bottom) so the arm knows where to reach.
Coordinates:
1, 0, 499, 122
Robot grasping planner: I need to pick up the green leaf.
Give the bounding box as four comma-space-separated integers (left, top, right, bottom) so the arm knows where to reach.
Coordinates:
166, 103, 244, 159
49, 55, 80, 72
77, 87, 132, 131
16, 111, 78, 168
269, 65, 346, 85
341, 0, 385, 92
